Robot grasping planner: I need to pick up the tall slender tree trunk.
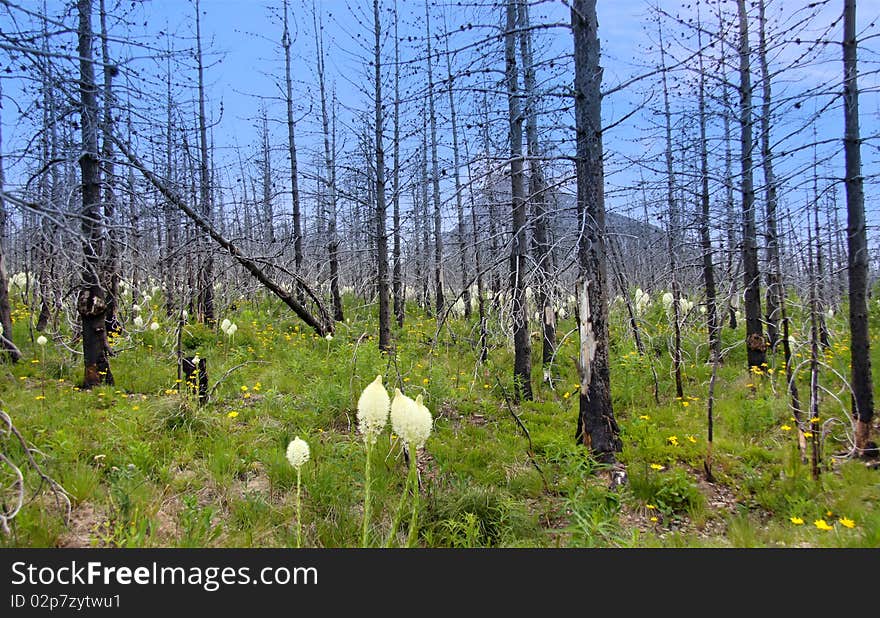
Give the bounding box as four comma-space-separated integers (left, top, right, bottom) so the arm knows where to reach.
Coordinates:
424, 1, 444, 316
77, 0, 113, 387
842, 0, 874, 456
519, 0, 555, 379
737, 0, 766, 370
444, 33, 470, 320
659, 24, 684, 398
758, 0, 780, 350
718, 2, 739, 331
373, 0, 391, 352
283, 0, 304, 294
312, 3, 345, 322
99, 0, 119, 336
194, 0, 214, 324
696, 14, 720, 362
392, 0, 404, 327
505, 0, 532, 401
572, 0, 622, 475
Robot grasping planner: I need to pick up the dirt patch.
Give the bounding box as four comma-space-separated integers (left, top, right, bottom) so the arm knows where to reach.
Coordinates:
57, 502, 103, 548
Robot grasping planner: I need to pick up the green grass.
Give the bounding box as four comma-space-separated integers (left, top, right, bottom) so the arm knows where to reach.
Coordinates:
1, 289, 878, 548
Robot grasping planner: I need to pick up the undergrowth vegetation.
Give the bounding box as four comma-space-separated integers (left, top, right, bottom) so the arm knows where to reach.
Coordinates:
1, 286, 878, 548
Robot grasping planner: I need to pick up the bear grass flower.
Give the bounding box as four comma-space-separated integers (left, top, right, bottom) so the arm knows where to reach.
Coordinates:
286, 437, 310, 548
36, 335, 47, 346
356, 375, 390, 547
133, 316, 144, 329
385, 390, 433, 548
286, 437, 310, 469
150, 321, 160, 331
391, 389, 433, 450
357, 375, 390, 444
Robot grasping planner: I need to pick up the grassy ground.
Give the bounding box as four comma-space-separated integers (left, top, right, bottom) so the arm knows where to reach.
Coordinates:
1, 288, 878, 548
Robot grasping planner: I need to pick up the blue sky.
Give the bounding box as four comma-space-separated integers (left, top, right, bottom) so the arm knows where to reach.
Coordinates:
1, 0, 878, 236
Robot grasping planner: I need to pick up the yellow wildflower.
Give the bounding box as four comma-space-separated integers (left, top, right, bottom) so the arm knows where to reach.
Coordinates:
814, 519, 833, 531
790, 517, 804, 525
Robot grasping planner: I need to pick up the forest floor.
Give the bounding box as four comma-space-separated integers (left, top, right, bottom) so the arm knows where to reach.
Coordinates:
1, 289, 878, 548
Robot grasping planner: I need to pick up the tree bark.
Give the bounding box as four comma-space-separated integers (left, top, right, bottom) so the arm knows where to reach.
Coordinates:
757, 0, 780, 350
283, 0, 304, 294
519, 0, 555, 379
842, 0, 875, 455
373, 0, 391, 352
424, 1, 444, 316
572, 0, 622, 472
505, 0, 532, 401
737, 0, 767, 370
194, 0, 214, 324
77, 0, 113, 387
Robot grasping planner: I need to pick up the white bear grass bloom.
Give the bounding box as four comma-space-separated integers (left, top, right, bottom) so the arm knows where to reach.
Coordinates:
36, 335, 47, 346
356, 375, 390, 547
386, 390, 434, 547
220, 318, 232, 333
286, 437, 310, 469
286, 436, 310, 548
357, 375, 390, 443
133, 316, 144, 329
391, 389, 433, 450
150, 321, 160, 331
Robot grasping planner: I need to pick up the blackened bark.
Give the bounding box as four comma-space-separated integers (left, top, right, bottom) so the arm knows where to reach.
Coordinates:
697, 19, 720, 362
757, 0, 780, 350
373, 0, 391, 352
505, 0, 531, 401
842, 0, 874, 453
78, 0, 113, 387
737, 0, 767, 369
572, 0, 621, 465
519, 0, 555, 376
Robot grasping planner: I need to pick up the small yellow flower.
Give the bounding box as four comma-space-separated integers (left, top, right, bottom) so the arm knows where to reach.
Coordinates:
563, 391, 571, 399
132, 405, 140, 411
243, 393, 251, 399
781, 424, 792, 431
422, 378, 430, 385
240, 385, 249, 392
650, 516, 658, 523
810, 417, 820, 424
838, 517, 855, 529
687, 435, 697, 443
403, 377, 410, 383
646, 504, 656, 510
639, 415, 650, 420
790, 516, 804, 525
34, 395, 45, 401
803, 431, 813, 439
650, 463, 663, 471
667, 436, 679, 446
745, 383, 754, 388
227, 411, 239, 419
681, 401, 690, 407
814, 519, 833, 531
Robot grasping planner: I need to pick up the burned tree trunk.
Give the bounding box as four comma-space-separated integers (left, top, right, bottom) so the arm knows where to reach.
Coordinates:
505, 0, 532, 401
571, 0, 623, 478
842, 0, 875, 457
77, 0, 113, 387
737, 0, 767, 370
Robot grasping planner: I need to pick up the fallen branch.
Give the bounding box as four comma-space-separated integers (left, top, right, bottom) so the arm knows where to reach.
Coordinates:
111, 134, 334, 338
